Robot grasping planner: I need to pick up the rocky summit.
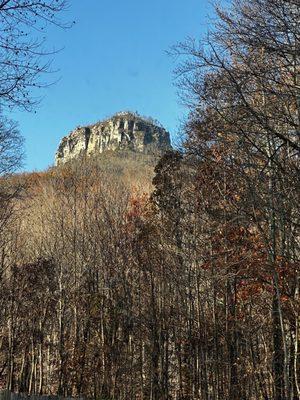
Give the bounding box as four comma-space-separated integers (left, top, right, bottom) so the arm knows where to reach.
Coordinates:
55, 111, 172, 165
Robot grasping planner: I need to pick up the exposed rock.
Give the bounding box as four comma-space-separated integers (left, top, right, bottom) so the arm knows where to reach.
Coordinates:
55, 111, 172, 165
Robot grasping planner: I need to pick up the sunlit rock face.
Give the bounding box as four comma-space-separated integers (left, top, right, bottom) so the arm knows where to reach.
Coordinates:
55, 111, 172, 165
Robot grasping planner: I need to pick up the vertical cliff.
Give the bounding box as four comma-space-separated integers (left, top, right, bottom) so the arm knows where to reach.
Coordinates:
55, 112, 172, 165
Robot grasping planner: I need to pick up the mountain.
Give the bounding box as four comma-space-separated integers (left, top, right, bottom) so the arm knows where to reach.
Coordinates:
55, 111, 172, 165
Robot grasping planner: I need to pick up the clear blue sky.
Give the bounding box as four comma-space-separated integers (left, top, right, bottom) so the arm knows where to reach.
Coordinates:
12, 0, 215, 171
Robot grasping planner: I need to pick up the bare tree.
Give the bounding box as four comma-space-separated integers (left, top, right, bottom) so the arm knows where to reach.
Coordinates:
0, 117, 23, 175
173, 0, 300, 156
0, 0, 70, 110
172, 1, 300, 399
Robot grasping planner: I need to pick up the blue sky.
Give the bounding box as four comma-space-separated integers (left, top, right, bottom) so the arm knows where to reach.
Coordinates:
12, 0, 215, 171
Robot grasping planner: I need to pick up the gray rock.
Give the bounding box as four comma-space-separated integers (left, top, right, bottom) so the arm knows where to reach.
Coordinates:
55, 111, 172, 165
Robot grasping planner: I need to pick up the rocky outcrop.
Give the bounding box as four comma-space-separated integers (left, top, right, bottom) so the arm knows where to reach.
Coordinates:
55, 111, 172, 165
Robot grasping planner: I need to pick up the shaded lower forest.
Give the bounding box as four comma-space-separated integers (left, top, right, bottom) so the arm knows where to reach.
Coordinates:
0, 140, 299, 400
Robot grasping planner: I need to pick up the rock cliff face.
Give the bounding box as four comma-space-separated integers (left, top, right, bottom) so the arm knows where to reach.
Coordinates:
55, 112, 172, 165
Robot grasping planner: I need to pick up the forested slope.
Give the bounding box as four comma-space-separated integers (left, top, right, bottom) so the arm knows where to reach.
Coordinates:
0, 142, 298, 399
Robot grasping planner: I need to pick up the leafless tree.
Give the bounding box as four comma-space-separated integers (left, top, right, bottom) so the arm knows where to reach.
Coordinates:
0, 0, 70, 110
0, 117, 23, 175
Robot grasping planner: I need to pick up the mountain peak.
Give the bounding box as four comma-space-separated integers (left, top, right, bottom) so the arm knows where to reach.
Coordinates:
55, 111, 172, 165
